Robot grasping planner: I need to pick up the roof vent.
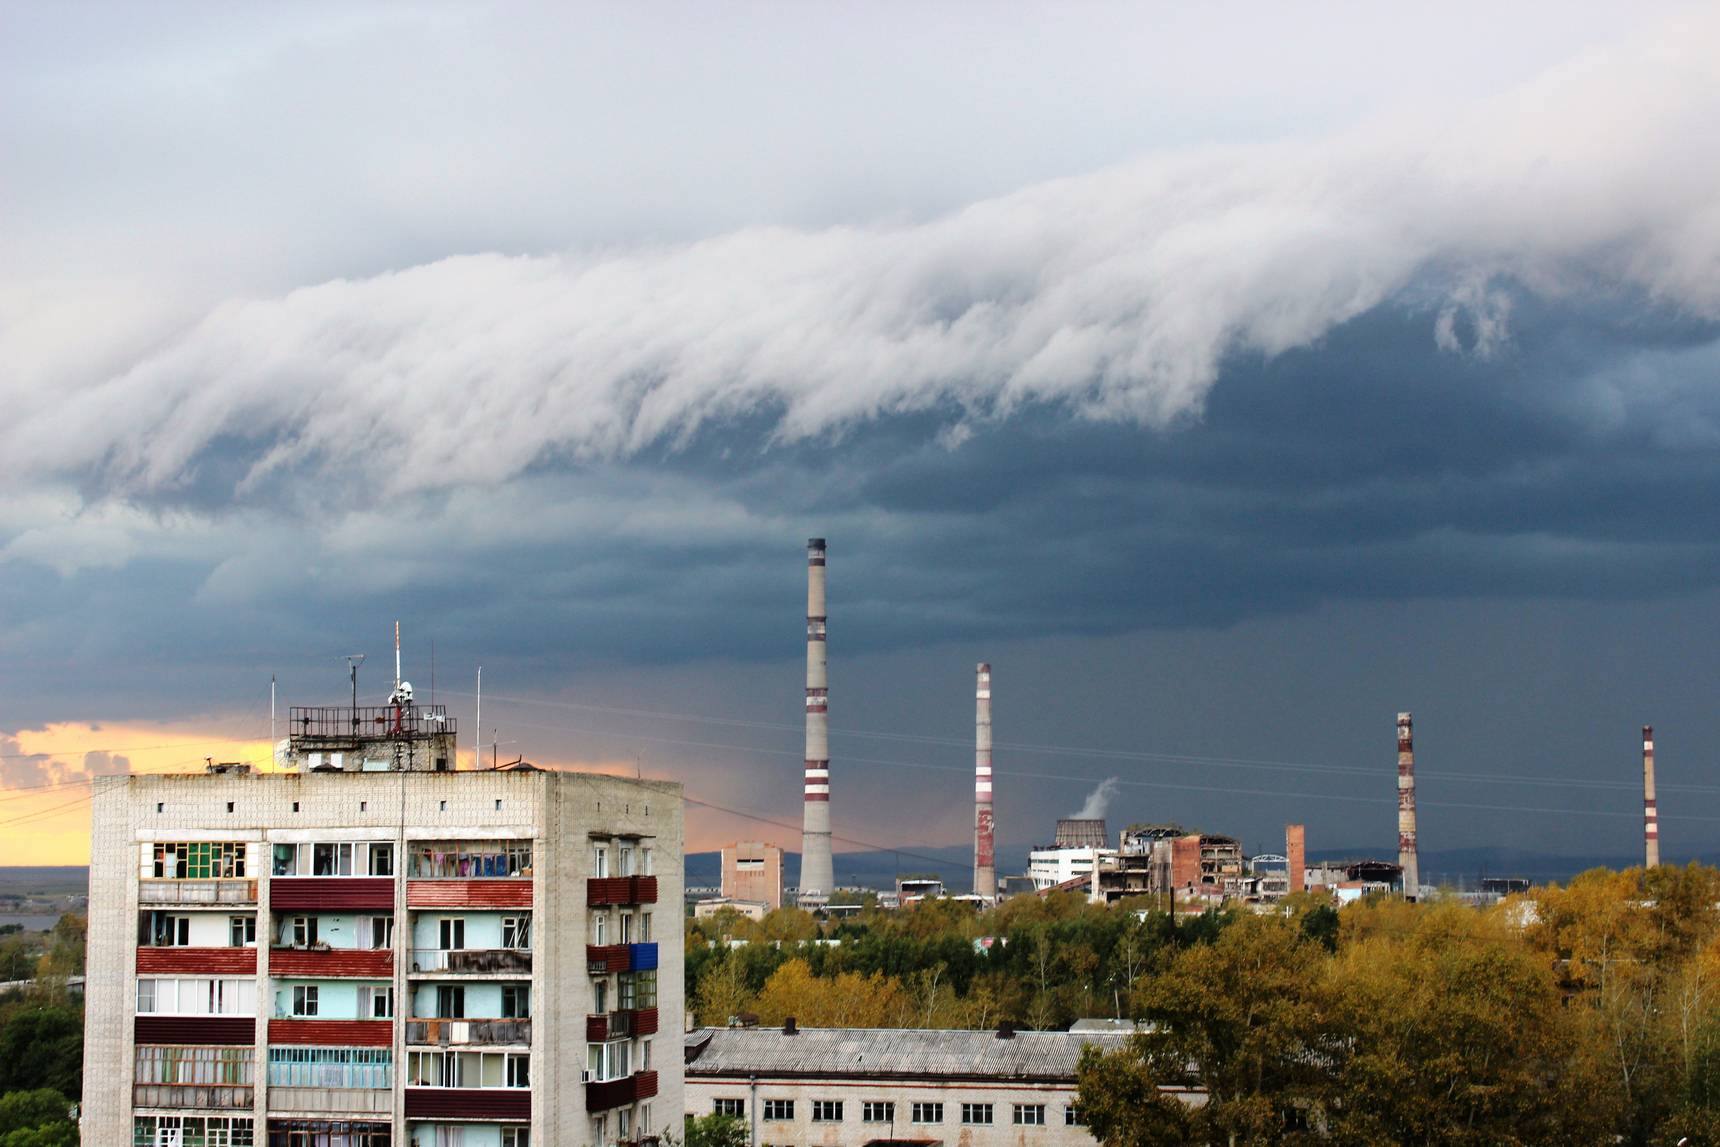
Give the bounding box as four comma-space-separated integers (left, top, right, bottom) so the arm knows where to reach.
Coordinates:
996, 1021, 1016, 1040
783, 1016, 798, 1035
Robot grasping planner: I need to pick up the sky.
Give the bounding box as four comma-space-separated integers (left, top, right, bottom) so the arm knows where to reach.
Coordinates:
4, 2, 1720, 873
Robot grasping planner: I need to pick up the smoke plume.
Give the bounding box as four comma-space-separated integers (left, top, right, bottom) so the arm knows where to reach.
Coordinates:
1070, 777, 1121, 822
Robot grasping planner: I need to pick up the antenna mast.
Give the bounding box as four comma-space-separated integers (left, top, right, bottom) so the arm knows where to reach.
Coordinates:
475, 666, 483, 771
269, 675, 276, 747
394, 620, 402, 691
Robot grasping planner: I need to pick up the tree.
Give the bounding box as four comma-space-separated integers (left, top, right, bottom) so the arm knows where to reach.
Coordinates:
0, 1091, 74, 1136
0, 1005, 83, 1098
0, 1125, 79, 1147
679, 1114, 749, 1147
1077, 1041, 1197, 1147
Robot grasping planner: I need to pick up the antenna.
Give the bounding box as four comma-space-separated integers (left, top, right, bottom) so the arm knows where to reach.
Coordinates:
394, 620, 402, 691
270, 675, 276, 747
345, 654, 366, 731
475, 666, 482, 770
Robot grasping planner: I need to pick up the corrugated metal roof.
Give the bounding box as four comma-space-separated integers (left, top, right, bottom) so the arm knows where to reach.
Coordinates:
685, 1027, 1132, 1082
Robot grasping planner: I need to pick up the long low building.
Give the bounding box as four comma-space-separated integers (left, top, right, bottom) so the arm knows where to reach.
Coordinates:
684, 1024, 1202, 1147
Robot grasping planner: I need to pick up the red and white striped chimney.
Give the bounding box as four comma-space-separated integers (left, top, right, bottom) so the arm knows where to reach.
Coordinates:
1643, 725, 1659, 868
974, 662, 997, 900
799, 539, 834, 902
1397, 712, 1419, 899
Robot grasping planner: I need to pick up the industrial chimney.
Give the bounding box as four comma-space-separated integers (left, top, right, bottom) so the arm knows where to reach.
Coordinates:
799, 539, 834, 903
1285, 824, 1305, 895
1643, 725, 1659, 868
1397, 712, 1419, 900
974, 662, 997, 900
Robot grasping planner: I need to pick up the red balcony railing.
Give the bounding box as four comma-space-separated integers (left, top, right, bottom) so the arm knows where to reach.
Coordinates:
586, 875, 658, 906
137, 948, 257, 975
269, 948, 393, 978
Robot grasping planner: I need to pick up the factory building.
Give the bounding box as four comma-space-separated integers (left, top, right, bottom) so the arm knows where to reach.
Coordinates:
86, 672, 683, 1147
684, 1024, 1202, 1147
719, 842, 782, 912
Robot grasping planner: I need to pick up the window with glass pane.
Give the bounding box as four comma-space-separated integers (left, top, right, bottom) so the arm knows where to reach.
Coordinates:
1013, 1104, 1045, 1125
501, 985, 529, 1019
912, 1102, 943, 1124
863, 1102, 894, 1123
368, 842, 394, 876
502, 916, 530, 948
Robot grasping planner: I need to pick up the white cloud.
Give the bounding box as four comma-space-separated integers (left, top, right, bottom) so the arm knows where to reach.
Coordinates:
4, 10, 1719, 506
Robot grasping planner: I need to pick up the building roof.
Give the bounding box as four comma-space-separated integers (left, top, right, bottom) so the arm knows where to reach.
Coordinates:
684, 1026, 1133, 1082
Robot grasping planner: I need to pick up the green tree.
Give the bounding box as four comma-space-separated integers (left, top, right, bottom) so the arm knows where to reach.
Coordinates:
0, 1005, 83, 1097
680, 1113, 749, 1147
0, 1125, 79, 1147
1077, 1040, 1197, 1146
0, 1090, 74, 1136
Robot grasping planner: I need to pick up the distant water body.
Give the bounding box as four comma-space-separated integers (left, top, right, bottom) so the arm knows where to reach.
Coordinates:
0, 915, 60, 932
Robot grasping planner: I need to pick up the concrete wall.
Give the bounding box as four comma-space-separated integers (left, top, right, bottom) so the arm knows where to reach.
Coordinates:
721, 842, 783, 911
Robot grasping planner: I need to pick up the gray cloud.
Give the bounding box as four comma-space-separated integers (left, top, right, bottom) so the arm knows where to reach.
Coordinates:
4, 10, 1718, 508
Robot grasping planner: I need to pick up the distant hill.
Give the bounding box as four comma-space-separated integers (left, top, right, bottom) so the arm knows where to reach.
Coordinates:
0, 866, 88, 896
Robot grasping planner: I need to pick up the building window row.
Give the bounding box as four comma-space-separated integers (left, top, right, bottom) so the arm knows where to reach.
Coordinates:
590, 841, 653, 878
265, 1121, 390, 1146
862, 1101, 894, 1123
751, 1099, 1037, 1127
272, 841, 394, 878
267, 1047, 392, 1090
140, 911, 256, 948
153, 842, 247, 880
811, 1100, 842, 1123
137, 977, 257, 1015
409, 841, 532, 879
135, 1045, 253, 1086
406, 1050, 530, 1089
134, 1115, 253, 1146
961, 1103, 994, 1126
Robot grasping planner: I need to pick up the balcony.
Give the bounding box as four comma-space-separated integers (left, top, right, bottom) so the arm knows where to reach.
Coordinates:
406, 880, 532, 909
132, 1084, 253, 1109
270, 947, 394, 978
270, 877, 394, 911
586, 944, 632, 974
587, 1009, 657, 1042
405, 1018, 531, 1047
139, 879, 257, 906
587, 875, 658, 906
267, 1019, 393, 1047
268, 1087, 394, 1116
137, 947, 257, 975
404, 1087, 530, 1122
135, 1017, 255, 1046
586, 1071, 659, 1112
409, 948, 532, 975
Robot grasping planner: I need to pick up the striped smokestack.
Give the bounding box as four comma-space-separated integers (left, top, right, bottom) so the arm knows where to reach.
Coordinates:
1643, 725, 1660, 868
974, 662, 997, 900
1397, 712, 1419, 900
799, 538, 834, 902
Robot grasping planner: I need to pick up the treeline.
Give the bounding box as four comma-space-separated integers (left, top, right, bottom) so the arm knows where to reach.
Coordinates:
0, 915, 85, 1147
688, 866, 1720, 1145
686, 891, 1246, 1031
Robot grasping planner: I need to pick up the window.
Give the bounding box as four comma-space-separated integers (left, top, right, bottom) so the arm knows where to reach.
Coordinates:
620, 913, 634, 943
593, 979, 608, 1013
639, 913, 652, 943
593, 913, 607, 945
593, 845, 608, 878
366, 916, 394, 950
436, 985, 465, 1018
502, 916, 530, 949
619, 845, 635, 876
152, 915, 190, 946
962, 1103, 993, 1126
152, 841, 247, 879
617, 1109, 631, 1139
714, 1099, 745, 1118
359, 986, 393, 1019
640, 1103, 651, 1136
137, 977, 256, 1016
266, 1047, 392, 1089
618, 970, 657, 1009
811, 1100, 843, 1123
911, 1102, 943, 1124
642, 846, 654, 875
292, 985, 318, 1017
501, 985, 530, 1019
408, 1050, 532, 1089
289, 916, 318, 947
1013, 1104, 1046, 1126
312, 842, 355, 876
408, 841, 532, 878
863, 1102, 895, 1123
763, 1100, 794, 1122
502, 1130, 530, 1147
229, 916, 256, 947
368, 842, 394, 876
439, 918, 466, 950
133, 1116, 255, 1146
135, 1044, 253, 1086
586, 1041, 631, 1082
1065, 1106, 1085, 1127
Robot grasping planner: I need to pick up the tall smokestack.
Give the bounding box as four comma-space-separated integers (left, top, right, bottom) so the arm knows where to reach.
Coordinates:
799, 539, 834, 902
1286, 824, 1305, 895
1643, 725, 1659, 868
1397, 712, 1419, 900
974, 662, 997, 900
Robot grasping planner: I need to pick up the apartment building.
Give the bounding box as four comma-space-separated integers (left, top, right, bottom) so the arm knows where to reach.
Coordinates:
684, 1025, 1201, 1147
84, 711, 683, 1147
718, 843, 782, 912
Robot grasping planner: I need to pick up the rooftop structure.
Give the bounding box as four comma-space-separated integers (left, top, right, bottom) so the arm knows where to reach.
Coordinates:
720, 841, 782, 911
1053, 819, 1108, 851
